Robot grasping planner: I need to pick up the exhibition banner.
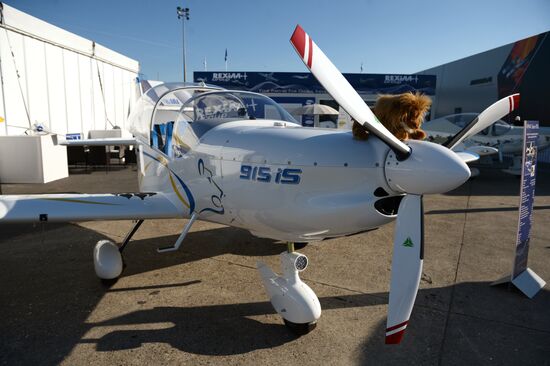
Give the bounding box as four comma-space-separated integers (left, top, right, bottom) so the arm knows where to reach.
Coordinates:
512, 120, 539, 279
194, 72, 436, 96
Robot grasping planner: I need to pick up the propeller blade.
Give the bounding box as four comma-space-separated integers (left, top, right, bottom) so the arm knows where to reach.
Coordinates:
386, 194, 423, 344
290, 25, 411, 159
444, 94, 520, 150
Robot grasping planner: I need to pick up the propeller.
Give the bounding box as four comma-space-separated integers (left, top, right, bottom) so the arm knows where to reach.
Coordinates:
290, 25, 411, 160
289, 24, 471, 344
386, 194, 423, 344
290, 24, 521, 344
444, 94, 520, 150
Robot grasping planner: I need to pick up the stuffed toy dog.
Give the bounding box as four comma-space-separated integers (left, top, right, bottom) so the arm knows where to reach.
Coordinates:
352, 92, 432, 141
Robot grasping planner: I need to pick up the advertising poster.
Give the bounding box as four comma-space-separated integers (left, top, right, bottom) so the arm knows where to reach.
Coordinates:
512, 120, 539, 279
498, 34, 545, 98
194, 72, 436, 96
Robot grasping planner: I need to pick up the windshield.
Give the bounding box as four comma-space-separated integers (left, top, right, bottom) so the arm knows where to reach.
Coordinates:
444, 113, 511, 136
179, 91, 297, 124
168, 91, 298, 159
445, 113, 478, 128
493, 120, 512, 136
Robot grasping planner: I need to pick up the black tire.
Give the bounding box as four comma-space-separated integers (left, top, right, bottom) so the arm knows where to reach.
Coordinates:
100, 277, 119, 287
99, 257, 125, 287
293, 242, 308, 250
283, 319, 317, 336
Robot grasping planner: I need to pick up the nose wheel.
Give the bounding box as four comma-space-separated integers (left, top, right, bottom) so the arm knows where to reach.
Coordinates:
257, 242, 321, 336
283, 319, 318, 336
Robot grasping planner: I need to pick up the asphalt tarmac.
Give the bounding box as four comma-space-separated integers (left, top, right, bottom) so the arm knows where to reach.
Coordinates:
1, 164, 549, 366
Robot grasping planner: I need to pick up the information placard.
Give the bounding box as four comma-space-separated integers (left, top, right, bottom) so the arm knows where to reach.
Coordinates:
512, 120, 539, 279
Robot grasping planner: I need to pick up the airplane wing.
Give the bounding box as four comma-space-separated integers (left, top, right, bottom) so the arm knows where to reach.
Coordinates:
60, 138, 138, 146
0, 192, 183, 223
455, 151, 480, 164
462, 144, 498, 157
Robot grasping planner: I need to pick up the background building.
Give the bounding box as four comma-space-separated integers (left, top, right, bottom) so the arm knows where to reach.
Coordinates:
417, 31, 549, 127
0, 3, 140, 138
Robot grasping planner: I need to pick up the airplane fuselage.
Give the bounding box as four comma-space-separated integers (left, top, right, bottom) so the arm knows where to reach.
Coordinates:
139, 120, 400, 242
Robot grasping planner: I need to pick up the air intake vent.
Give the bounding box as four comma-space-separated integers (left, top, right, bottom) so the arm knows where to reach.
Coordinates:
374, 196, 404, 216
374, 187, 389, 197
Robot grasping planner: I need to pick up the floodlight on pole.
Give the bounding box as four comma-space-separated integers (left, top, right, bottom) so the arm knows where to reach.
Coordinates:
177, 6, 190, 82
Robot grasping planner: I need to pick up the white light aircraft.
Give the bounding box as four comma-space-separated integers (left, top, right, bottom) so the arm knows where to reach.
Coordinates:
424, 112, 550, 174
0, 25, 519, 344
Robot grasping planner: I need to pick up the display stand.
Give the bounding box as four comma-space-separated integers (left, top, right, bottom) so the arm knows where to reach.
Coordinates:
491, 120, 546, 298
0, 134, 68, 183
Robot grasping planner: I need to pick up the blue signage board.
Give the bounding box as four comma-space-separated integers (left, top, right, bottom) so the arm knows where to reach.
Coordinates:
194, 72, 436, 96
65, 133, 82, 140
512, 120, 539, 279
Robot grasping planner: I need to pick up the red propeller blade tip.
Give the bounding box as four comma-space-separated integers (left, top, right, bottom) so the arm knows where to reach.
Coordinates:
290, 25, 306, 59
513, 94, 520, 110
385, 320, 408, 344
385, 329, 406, 344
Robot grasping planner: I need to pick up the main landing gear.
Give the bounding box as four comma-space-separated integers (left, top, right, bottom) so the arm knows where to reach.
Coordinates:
257, 242, 321, 335
93, 213, 198, 282
93, 219, 144, 283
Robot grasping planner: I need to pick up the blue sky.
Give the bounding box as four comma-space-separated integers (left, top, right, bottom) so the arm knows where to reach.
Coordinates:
7, 0, 550, 81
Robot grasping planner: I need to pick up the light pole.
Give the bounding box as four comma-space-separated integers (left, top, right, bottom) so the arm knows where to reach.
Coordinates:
176, 6, 190, 82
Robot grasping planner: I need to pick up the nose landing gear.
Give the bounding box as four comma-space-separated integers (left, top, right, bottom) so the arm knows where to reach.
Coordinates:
257, 242, 321, 335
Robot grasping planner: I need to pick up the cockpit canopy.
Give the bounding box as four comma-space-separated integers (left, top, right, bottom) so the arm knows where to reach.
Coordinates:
444, 113, 513, 136
129, 84, 299, 158
128, 82, 223, 142
177, 90, 296, 133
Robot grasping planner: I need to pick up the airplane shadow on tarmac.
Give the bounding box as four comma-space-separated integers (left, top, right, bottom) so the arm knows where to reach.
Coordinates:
1, 223, 550, 365
119, 224, 289, 278
0, 222, 290, 365
84, 282, 550, 363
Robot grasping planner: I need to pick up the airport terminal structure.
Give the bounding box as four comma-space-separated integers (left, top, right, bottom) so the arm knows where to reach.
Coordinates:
418, 31, 549, 127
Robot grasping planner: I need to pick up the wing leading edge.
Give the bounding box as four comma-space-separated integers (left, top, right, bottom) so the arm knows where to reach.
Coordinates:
60, 138, 137, 146
0, 192, 183, 223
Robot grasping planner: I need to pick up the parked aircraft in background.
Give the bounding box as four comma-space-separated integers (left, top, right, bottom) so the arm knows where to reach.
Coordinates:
423, 113, 550, 174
